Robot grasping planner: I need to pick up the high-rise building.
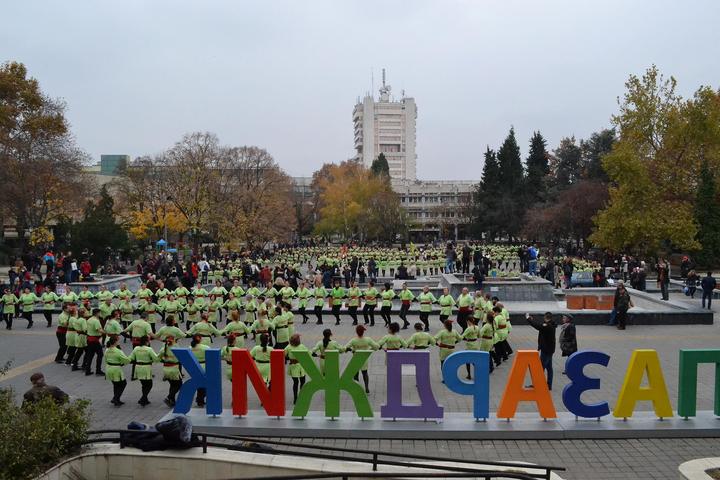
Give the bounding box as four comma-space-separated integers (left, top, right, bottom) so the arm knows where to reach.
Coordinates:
350, 72, 474, 241
353, 70, 417, 180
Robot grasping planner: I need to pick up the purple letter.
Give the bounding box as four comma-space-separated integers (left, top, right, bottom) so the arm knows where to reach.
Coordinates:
380, 350, 444, 419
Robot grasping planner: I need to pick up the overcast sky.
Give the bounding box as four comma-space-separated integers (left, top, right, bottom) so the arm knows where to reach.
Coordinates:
3, 0, 719, 180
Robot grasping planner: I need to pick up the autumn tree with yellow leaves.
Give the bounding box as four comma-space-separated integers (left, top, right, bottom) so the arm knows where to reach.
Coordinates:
591, 66, 720, 256
312, 161, 408, 241
0, 62, 89, 250
115, 133, 296, 249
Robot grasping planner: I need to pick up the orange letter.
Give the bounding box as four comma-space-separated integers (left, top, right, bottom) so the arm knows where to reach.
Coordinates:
497, 350, 557, 419
231, 349, 285, 417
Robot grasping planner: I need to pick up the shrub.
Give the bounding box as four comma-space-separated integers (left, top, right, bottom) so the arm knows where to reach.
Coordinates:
0, 386, 91, 480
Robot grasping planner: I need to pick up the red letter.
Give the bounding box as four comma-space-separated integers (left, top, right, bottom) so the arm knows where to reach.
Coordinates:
497, 350, 556, 419
231, 349, 285, 416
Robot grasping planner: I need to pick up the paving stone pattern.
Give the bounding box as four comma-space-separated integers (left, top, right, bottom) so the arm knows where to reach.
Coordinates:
1, 290, 719, 479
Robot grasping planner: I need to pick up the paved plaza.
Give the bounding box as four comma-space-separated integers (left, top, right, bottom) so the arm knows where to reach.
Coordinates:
1, 291, 719, 479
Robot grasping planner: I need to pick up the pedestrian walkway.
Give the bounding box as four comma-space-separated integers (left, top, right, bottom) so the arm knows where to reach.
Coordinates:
1, 306, 718, 480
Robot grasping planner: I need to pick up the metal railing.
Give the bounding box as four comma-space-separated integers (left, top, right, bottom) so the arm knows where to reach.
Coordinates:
85, 430, 564, 480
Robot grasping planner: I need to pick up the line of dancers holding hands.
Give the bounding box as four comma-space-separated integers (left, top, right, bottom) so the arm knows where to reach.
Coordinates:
53, 285, 512, 409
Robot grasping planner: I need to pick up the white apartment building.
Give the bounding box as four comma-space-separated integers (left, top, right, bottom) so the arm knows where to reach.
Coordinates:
353, 72, 417, 180
392, 179, 475, 241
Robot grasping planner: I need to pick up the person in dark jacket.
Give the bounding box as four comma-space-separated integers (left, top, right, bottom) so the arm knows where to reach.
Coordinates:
526, 312, 556, 390
701, 272, 717, 310
22, 372, 68, 407
559, 314, 577, 374
613, 281, 633, 330
562, 258, 574, 289
461, 244, 471, 274
656, 258, 670, 300
471, 264, 485, 289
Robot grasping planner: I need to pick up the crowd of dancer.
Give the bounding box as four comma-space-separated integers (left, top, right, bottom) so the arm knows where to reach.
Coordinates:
16, 277, 514, 409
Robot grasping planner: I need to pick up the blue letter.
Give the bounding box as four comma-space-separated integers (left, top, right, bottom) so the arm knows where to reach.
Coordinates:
172, 347, 223, 415
561, 350, 610, 418
441, 351, 489, 420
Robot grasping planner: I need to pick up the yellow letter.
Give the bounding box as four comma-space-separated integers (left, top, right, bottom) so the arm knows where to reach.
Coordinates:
613, 349, 673, 418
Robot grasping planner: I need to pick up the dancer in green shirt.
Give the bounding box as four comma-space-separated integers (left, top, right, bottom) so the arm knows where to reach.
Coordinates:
312, 328, 345, 374
129, 336, 159, 406
19, 288, 39, 329
104, 336, 130, 406
295, 281, 312, 324
157, 336, 182, 407
41, 287, 60, 327
407, 322, 435, 350
284, 333, 309, 404
362, 281, 378, 326
461, 316, 481, 380
2, 288, 18, 329
417, 286, 437, 332
398, 283, 415, 330
250, 333, 273, 385
330, 280, 346, 325
434, 320, 462, 369
437, 287, 456, 323
344, 325, 379, 393
380, 283, 395, 327
378, 322, 407, 352
312, 284, 328, 325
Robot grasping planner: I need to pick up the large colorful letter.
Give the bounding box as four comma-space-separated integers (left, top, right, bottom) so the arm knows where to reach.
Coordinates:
497, 350, 556, 419
231, 349, 285, 417
677, 349, 720, 417
561, 350, 611, 418
380, 351, 443, 419
291, 350, 373, 418
614, 349, 673, 418
440, 350, 489, 420
172, 347, 223, 415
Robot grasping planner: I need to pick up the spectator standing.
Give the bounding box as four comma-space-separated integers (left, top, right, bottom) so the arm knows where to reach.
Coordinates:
445, 243, 455, 274
680, 256, 695, 279
559, 314, 577, 374
701, 272, 717, 310
528, 244, 539, 276
685, 270, 699, 299
545, 257, 556, 286
562, 258, 574, 289
461, 244, 471, 274
525, 312, 557, 391
198, 258, 210, 284
656, 258, 670, 301
613, 281, 633, 330
367, 258, 377, 281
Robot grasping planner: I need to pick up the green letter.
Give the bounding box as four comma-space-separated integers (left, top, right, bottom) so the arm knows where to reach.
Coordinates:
678, 349, 720, 417
291, 350, 373, 418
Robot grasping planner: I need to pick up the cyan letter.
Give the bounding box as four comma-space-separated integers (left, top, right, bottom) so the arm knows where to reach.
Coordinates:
441, 350, 490, 420
172, 347, 222, 415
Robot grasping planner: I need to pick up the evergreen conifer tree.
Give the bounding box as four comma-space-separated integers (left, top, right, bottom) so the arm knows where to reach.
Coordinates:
695, 161, 720, 265
525, 131, 550, 203
370, 153, 390, 177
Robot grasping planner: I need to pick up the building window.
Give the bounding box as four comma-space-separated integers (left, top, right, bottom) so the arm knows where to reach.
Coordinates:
380, 145, 400, 153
